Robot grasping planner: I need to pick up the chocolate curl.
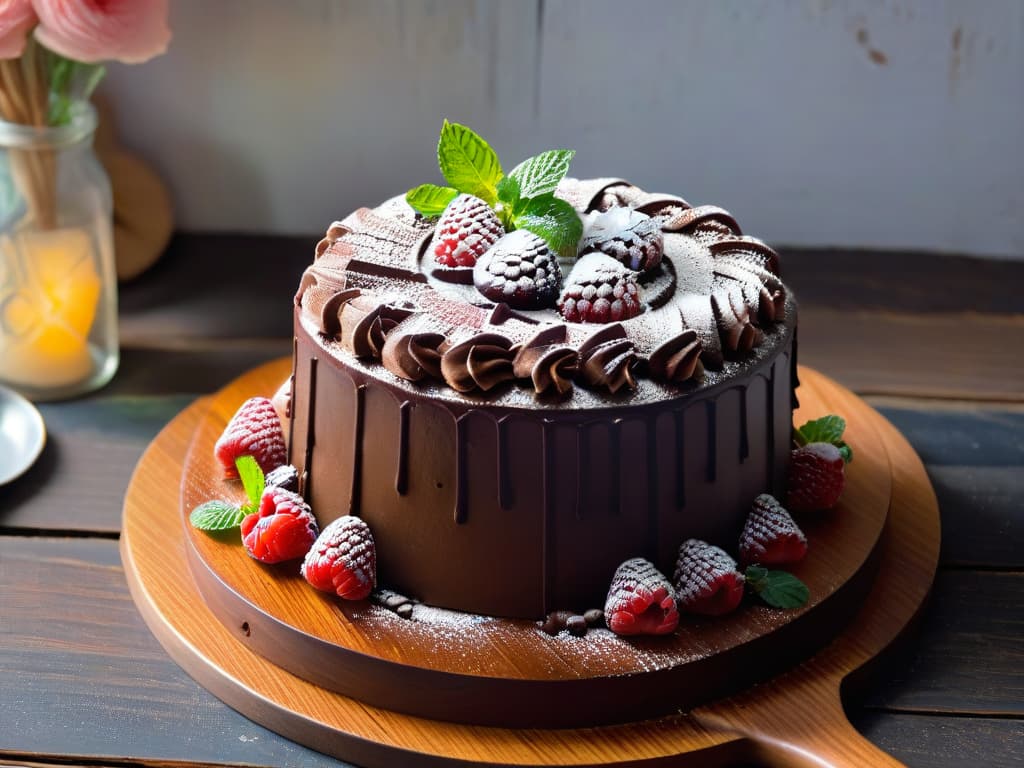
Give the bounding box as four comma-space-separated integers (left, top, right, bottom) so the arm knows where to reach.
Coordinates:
576, 324, 637, 394
648, 329, 703, 384
555, 177, 628, 212
711, 287, 763, 356
382, 324, 448, 381
319, 288, 362, 338
339, 296, 414, 359
709, 236, 781, 276
441, 333, 515, 393
512, 325, 578, 397
677, 293, 724, 371
314, 219, 351, 258
663, 204, 742, 238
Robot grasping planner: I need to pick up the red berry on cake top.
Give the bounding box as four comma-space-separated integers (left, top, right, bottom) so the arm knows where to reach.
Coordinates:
214, 396, 287, 478
241, 487, 319, 564
473, 230, 562, 309
674, 539, 745, 616
739, 494, 808, 566
580, 207, 663, 272
431, 193, 505, 268
558, 253, 643, 323
604, 557, 679, 636
302, 515, 377, 601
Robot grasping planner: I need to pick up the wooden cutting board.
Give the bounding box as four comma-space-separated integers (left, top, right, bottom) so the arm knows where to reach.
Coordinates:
121, 363, 939, 767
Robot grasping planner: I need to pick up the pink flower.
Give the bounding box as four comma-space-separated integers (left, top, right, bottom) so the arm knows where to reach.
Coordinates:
33, 0, 170, 64
0, 0, 36, 59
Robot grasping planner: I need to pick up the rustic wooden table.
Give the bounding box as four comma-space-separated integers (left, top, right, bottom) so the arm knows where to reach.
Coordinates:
1, 236, 1021, 768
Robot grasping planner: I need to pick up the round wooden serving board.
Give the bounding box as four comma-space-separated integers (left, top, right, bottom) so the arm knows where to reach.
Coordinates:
121, 362, 940, 767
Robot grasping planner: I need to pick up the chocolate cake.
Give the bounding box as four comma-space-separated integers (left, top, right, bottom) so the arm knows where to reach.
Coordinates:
285, 176, 796, 620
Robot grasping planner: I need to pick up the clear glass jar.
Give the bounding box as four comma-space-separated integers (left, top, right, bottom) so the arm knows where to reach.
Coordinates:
0, 102, 118, 401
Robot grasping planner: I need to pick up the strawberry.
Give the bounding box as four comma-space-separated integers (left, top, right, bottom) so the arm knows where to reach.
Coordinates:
673, 539, 745, 616
604, 557, 679, 636
739, 494, 808, 566
432, 193, 505, 268
301, 515, 377, 600
558, 253, 642, 324
214, 397, 287, 479
240, 487, 319, 564
787, 442, 845, 513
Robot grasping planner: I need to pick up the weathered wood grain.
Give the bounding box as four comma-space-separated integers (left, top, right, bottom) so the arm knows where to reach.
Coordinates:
849, 713, 1024, 768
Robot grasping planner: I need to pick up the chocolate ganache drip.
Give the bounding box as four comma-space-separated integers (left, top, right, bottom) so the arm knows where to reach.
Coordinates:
511, 325, 578, 396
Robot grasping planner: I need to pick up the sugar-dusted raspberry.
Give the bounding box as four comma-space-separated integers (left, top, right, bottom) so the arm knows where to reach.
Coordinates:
673, 539, 745, 616
214, 397, 287, 478
301, 516, 377, 600
558, 253, 642, 323
265, 464, 299, 493
580, 207, 663, 272
240, 487, 319, 564
432, 193, 505, 268
739, 494, 808, 566
604, 557, 679, 636
787, 442, 846, 513
473, 229, 562, 309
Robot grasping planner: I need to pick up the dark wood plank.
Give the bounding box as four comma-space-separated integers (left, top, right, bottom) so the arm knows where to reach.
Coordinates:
847, 711, 1024, 768
862, 571, 1024, 716
119, 233, 310, 343
782, 248, 1024, 315
929, 466, 1024, 569
798, 307, 1024, 401
0, 537, 352, 768
108, 343, 290, 396
0, 396, 193, 534
3, 538, 1019, 766
875, 407, 1024, 467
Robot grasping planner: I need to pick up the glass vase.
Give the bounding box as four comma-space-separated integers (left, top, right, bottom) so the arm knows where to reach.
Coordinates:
0, 101, 118, 401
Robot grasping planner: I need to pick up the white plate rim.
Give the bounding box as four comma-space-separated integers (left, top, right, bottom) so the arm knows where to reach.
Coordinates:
0, 384, 46, 485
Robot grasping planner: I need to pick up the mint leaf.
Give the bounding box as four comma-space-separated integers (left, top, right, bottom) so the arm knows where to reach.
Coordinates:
514, 194, 583, 257
405, 183, 458, 217
190, 500, 245, 532
235, 455, 265, 511
437, 120, 503, 205
745, 566, 809, 609
508, 149, 574, 201
496, 174, 520, 206
795, 414, 853, 463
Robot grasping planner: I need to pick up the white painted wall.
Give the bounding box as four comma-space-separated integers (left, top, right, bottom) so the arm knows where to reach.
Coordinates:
101, 0, 1024, 258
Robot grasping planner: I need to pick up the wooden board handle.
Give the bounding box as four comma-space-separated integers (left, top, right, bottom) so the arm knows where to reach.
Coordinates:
694, 675, 906, 768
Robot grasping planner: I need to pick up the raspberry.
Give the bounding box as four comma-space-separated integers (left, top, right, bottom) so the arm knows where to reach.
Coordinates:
265, 464, 299, 493
473, 229, 562, 309
580, 207, 663, 272
787, 442, 845, 513
240, 487, 319, 564
558, 253, 642, 323
214, 397, 287, 478
739, 494, 808, 566
673, 539, 745, 616
432, 193, 505, 268
604, 557, 679, 636
301, 516, 377, 600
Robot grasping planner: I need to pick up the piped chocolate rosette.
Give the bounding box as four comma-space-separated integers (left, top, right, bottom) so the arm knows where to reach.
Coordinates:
296, 125, 789, 402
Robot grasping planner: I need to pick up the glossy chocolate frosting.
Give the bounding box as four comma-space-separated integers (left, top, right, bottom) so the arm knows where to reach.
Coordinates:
288, 179, 797, 619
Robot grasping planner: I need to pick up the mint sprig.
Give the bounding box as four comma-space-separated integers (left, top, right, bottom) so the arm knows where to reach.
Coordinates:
436, 120, 503, 205
189, 500, 246, 532
744, 565, 809, 609
190, 456, 266, 535
407, 122, 582, 257
795, 414, 853, 463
